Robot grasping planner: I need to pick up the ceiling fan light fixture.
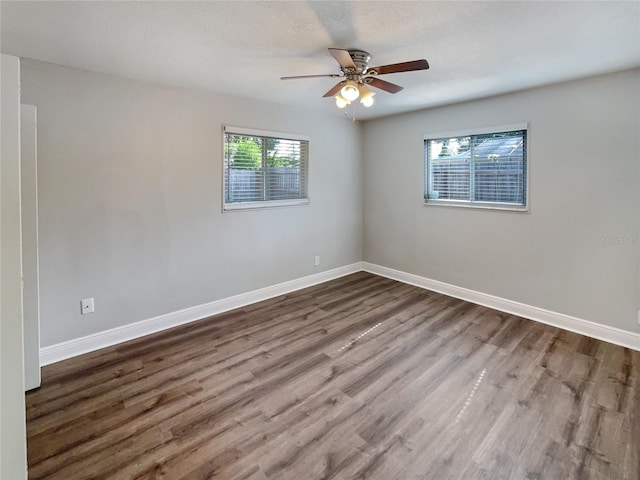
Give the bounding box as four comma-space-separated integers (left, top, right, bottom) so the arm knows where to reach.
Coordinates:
281, 48, 429, 111
358, 84, 375, 107
340, 80, 360, 101
335, 94, 350, 108
361, 95, 375, 107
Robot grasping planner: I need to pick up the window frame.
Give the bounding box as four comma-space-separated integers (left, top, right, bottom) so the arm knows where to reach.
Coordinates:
222, 125, 310, 212
424, 123, 530, 212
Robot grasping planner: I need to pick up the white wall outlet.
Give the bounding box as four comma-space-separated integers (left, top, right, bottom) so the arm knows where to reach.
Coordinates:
314, 255, 320, 266
81, 298, 94, 315
637, 309, 640, 325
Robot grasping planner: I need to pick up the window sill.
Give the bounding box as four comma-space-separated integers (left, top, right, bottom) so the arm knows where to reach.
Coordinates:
223, 198, 309, 212
423, 200, 529, 213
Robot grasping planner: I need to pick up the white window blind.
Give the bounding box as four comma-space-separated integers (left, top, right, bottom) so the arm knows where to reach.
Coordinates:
425, 127, 527, 210
223, 126, 309, 210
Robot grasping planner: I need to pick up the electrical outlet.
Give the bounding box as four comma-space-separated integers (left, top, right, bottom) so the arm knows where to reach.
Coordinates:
314, 255, 320, 266
81, 298, 94, 315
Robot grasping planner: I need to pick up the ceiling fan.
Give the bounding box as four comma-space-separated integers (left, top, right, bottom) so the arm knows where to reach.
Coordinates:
281, 48, 429, 109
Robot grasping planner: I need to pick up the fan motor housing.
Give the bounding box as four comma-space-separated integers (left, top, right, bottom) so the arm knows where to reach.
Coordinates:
348, 49, 371, 73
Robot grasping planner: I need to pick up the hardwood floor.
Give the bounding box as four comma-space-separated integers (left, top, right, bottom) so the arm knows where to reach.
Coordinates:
26, 272, 640, 479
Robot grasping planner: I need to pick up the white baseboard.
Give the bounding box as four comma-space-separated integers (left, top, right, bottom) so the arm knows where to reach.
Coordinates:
40, 262, 364, 366
41, 260, 639, 365
363, 262, 640, 352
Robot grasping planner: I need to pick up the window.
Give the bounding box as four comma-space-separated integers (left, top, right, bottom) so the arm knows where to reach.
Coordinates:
424, 125, 528, 210
223, 126, 309, 210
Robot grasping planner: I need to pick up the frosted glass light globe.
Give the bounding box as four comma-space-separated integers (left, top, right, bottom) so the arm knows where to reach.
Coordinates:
361, 95, 374, 107
341, 81, 360, 101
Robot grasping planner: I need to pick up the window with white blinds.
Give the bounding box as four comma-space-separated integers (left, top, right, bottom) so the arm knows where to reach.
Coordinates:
424, 126, 528, 210
223, 126, 309, 211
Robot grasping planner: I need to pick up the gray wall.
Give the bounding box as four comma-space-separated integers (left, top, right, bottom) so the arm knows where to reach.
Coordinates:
19, 59, 640, 346
362, 69, 640, 333
20, 59, 363, 347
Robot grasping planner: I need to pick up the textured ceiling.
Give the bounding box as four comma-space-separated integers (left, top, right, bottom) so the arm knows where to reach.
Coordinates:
1, 1, 639, 120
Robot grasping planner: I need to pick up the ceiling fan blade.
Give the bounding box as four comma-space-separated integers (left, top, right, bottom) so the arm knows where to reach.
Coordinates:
322, 81, 346, 98
367, 59, 429, 75
364, 77, 404, 94
280, 74, 342, 80
328, 48, 356, 70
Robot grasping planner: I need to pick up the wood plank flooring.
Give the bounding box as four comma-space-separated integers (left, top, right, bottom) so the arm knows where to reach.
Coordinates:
26, 272, 640, 479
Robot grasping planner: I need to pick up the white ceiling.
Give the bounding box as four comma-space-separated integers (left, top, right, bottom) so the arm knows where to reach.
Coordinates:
2, 1, 639, 120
